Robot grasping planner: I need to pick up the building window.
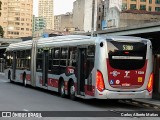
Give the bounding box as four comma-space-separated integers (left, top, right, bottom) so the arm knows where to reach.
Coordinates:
149, 0, 152, 4
140, 5, 146, 10
130, 4, 136, 10
98, 24, 100, 28
131, 0, 136, 1
149, 6, 152, 11
99, 16, 101, 20
155, 0, 160, 4
122, 3, 127, 10
140, 0, 146, 2
155, 7, 160, 11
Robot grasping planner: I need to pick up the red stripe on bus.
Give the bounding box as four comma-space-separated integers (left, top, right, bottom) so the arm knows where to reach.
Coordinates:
20, 73, 31, 81
48, 78, 59, 88
26, 74, 31, 81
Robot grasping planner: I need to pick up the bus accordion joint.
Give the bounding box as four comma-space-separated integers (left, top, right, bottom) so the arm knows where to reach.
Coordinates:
147, 72, 154, 92
96, 70, 105, 92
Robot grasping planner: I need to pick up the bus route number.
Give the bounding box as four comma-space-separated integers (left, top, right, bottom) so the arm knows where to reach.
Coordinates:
123, 45, 133, 51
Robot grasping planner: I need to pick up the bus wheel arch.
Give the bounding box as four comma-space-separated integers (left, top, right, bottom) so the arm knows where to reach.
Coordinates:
23, 72, 27, 87
58, 77, 65, 97
68, 79, 76, 100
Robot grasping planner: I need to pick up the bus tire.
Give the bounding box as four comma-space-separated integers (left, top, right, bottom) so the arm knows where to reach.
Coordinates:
69, 81, 76, 100
59, 81, 65, 97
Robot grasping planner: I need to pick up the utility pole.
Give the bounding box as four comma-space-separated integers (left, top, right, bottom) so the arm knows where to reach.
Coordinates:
91, 0, 95, 37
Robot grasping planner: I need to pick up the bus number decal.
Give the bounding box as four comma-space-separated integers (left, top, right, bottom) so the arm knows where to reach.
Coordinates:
123, 45, 133, 50
135, 71, 145, 75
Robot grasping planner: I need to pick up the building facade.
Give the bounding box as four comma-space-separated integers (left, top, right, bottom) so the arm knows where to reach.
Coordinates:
73, 0, 104, 32
84, 0, 104, 32
38, 0, 54, 30
73, 0, 85, 31
0, 0, 33, 39
32, 15, 46, 38
120, 10, 160, 27
122, 0, 160, 12
103, 0, 122, 29
54, 12, 74, 32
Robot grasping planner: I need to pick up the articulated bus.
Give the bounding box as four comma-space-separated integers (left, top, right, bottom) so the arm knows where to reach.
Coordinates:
4, 35, 153, 100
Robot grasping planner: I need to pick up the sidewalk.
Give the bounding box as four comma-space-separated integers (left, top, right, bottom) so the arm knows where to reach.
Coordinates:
133, 94, 160, 108
0, 72, 5, 76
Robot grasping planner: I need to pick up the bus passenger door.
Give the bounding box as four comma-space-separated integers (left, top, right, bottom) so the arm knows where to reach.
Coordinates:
77, 48, 87, 95
42, 50, 49, 86
12, 51, 16, 80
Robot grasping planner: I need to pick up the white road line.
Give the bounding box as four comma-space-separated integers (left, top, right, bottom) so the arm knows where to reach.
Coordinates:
0, 80, 8, 82
23, 109, 29, 112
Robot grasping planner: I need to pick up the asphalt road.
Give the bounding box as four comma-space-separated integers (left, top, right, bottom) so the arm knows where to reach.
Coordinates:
0, 73, 159, 120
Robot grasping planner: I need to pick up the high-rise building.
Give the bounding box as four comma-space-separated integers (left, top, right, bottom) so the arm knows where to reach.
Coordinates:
0, 0, 33, 39
38, 0, 54, 30
73, 0, 85, 31
32, 15, 46, 38
122, 0, 160, 12
73, 0, 104, 32
84, 0, 104, 32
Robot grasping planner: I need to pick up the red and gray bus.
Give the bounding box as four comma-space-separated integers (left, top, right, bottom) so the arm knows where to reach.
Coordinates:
4, 35, 153, 100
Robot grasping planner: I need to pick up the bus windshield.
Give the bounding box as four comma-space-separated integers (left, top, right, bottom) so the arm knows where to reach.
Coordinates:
107, 41, 147, 70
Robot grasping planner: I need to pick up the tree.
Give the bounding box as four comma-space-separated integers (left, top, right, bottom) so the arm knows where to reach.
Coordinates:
0, 26, 4, 38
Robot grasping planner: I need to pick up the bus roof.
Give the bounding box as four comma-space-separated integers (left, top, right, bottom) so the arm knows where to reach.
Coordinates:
6, 35, 150, 51
98, 35, 150, 42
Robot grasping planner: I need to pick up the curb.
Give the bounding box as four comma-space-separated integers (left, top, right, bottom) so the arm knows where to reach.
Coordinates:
132, 99, 160, 109
0, 72, 5, 76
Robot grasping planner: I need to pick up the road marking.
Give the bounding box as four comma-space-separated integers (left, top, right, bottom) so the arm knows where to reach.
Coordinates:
23, 109, 29, 112
0, 80, 8, 82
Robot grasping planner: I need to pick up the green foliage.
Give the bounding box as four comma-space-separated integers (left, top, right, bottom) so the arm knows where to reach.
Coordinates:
0, 26, 4, 38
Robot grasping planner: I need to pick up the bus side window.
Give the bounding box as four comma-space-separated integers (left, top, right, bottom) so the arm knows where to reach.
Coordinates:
68, 47, 77, 67
52, 48, 60, 74
26, 50, 31, 70
86, 45, 95, 79
36, 49, 43, 71
48, 49, 52, 71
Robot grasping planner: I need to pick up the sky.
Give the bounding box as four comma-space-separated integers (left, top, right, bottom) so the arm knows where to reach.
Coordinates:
33, 0, 76, 16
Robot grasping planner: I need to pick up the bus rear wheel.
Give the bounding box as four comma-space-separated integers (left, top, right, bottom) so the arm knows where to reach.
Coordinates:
69, 81, 76, 100
59, 81, 65, 97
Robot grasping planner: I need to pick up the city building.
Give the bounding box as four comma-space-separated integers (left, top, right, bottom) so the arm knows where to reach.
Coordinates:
0, 0, 33, 39
122, 0, 160, 12
103, 0, 122, 29
120, 10, 160, 27
73, 0, 104, 32
84, 0, 104, 32
32, 15, 46, 38
54, 12, 74, 32
73, 0, 85, 31
38, 0, 54, 30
